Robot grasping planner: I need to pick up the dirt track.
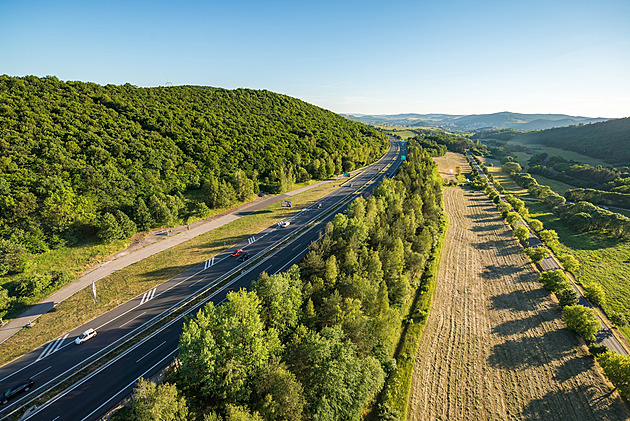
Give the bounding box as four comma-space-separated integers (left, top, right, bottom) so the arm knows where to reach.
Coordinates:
407, 188, 630, 421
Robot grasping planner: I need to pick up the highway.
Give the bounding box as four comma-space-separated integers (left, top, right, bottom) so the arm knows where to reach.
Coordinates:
466, 150, 628, 356
0, 139, 406, 421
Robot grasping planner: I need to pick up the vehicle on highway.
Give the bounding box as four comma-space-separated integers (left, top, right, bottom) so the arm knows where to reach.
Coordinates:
231, 248, 244, 256
75, 328, 97, 345
238, 252, 250, 262
2, 379, 34, 404
316, 203, 322, 209
279, 221, 290, 227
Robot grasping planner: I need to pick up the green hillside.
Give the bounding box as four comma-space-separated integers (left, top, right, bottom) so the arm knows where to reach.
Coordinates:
516, 117, 630, 166
0, 75, 387, 277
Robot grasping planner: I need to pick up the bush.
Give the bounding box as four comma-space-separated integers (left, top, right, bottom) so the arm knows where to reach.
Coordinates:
562, 305, 600, 342
556, 283, 579, 307
524, 247, 549, 264
583, 283, 606, 306
514, 226, 529, 242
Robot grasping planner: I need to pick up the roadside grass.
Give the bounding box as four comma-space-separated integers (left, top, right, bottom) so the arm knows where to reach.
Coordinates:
0, 180, 323, 319
0, 181, 338, 366
526, 202, 630, 341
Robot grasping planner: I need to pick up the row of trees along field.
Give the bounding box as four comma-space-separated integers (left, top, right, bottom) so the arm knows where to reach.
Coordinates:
113, 139, 443, 420
515, 117, 630, 167
502, 165, 630, 239
0, 75, 387, 311
527, 153, 630, 193
403, 132, 488, 156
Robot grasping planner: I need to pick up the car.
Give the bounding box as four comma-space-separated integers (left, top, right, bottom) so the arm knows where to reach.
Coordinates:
231, 248, 244, 256
75, 328, 97, 345
316, 203, 322, 209
279, 220, 290, 227
1, 379, 34, 404
238, 252, 250, 262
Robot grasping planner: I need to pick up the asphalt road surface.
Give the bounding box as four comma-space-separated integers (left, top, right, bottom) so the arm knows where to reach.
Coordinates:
0, 139, 406, 421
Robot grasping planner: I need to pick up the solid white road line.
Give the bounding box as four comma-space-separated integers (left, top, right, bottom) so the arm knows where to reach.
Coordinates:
136, 341, 166, 363
80, 348, 178, 421
119, 312, 146, 328
32, 365, 52, 379
274, 246, 310, 274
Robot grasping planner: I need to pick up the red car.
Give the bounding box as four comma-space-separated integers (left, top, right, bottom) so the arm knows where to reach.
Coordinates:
231, 248, 244, 257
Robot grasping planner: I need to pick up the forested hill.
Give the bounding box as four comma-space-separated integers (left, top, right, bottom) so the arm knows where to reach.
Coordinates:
0, 75, 387, 258
515, 117, 630, 166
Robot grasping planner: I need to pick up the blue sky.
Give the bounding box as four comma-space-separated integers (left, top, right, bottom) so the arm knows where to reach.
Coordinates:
1, 0, 629, 117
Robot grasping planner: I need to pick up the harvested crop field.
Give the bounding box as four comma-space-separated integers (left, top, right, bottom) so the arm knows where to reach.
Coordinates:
433, 152, 469, 183
407, 188, 630, 421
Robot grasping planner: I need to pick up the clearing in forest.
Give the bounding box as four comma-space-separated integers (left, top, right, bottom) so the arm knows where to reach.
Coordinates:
407, 187, 629, 421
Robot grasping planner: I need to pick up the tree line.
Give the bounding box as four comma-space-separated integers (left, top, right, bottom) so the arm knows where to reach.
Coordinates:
114, 139, 444, 420
502, 165, 630, 239
527, 153, 630, 193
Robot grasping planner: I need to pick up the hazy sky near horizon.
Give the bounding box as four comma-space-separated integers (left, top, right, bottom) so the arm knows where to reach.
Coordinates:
1, 0, 629, 118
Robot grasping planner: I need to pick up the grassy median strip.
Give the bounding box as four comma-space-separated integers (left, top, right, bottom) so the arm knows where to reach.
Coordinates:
0, 181, 338, 367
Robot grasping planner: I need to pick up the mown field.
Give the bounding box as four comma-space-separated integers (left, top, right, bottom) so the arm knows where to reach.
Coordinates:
407, 187, 630, 420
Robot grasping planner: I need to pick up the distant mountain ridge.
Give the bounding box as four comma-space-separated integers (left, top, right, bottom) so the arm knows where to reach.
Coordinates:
343, 111, 610, 131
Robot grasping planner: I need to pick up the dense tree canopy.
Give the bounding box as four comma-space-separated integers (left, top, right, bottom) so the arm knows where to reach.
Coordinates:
0, 75, 387, 254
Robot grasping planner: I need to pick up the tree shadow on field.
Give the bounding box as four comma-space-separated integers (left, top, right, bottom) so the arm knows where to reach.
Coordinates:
481, 263, 523, 280
235, 208, 272, 217
491, 307, 559, 336
488, 329, 578, 369
489, 288, 549, 311
553, 354, 594, 383
520, 385, 628, 421
471, 223, 504, 232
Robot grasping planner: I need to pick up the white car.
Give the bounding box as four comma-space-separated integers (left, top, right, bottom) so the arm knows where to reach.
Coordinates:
280, 221, 290, 227
75, 328, 97, 345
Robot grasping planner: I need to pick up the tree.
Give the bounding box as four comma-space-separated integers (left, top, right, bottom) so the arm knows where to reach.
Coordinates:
514, 225, 529, 242
178, 290, 281, 407
0, 287, 11, 321
528, 219, 543, 232
596, 351, 630, 398
558, 253, 580, 273
556, 283, 579, 307
148, 195, 173, 225
117, 378, 188, 421
252, 266, 303, 339
524, 247, 548, 264
0, 239, 28, 275
455, 166, 462, 177
98, 212, 123, 243
134, 197, 154, 231
254, 363, 306, 421
562, 305, 600, 342
502, 162, 522, 174
538, 229, 559, 248
539, 270, 567, 292
584, 283, 606, 306
116, 210, 137, 238
506, 212, 520, 225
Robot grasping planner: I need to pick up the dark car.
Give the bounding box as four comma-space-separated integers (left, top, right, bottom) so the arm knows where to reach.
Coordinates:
2, 379, 34, 404
238, 252, 250, 262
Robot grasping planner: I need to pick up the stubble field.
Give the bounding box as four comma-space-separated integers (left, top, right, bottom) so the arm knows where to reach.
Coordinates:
407, 187, 629, 420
